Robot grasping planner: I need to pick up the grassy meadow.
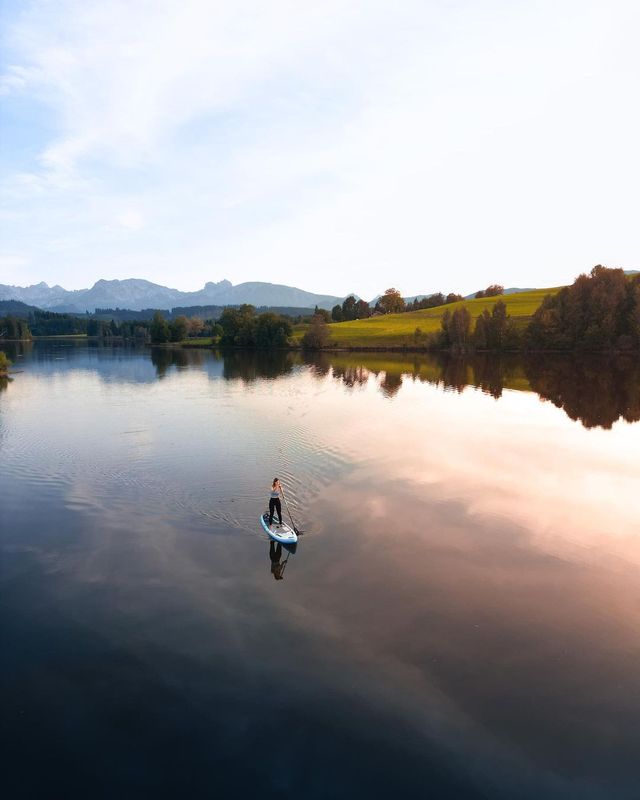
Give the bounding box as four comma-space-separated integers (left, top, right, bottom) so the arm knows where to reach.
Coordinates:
296, 287, 561, 348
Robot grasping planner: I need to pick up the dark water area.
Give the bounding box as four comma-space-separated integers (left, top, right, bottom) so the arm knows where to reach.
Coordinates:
1, 341, 640, 799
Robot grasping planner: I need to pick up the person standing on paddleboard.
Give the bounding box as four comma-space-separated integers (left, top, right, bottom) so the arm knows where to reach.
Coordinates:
269, 478, 284, 528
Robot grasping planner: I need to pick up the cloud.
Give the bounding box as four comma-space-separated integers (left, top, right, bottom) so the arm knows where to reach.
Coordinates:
116, 209, 145, 231
1, 1, 640, 294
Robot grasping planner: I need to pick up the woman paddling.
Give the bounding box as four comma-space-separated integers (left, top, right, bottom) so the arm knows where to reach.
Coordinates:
268, 477, 284, 528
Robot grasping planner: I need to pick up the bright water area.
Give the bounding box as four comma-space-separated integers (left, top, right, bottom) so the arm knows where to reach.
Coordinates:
1, 342, 640, 799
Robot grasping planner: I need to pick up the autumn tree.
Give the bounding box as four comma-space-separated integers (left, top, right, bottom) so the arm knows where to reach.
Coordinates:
377, 288, 405, 314
188, 316, 205, 337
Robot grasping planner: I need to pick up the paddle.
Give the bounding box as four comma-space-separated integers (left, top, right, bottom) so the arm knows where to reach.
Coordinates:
281, 485, 301, 534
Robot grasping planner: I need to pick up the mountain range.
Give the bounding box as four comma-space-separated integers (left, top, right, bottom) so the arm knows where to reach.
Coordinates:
0, 278, 347, 313
7, 274, 631, 315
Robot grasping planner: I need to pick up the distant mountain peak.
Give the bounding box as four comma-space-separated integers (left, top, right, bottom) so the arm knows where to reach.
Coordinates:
205, 279, 232, 289
0, 277, 345, 313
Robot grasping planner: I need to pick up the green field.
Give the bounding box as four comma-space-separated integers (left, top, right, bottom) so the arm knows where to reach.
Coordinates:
300, 287, 561, 348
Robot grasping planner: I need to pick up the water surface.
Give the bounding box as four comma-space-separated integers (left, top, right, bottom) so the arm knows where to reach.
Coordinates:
2, 342, 639, 799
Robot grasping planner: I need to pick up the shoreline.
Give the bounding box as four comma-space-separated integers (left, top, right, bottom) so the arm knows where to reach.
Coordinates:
4, 337, 640, 355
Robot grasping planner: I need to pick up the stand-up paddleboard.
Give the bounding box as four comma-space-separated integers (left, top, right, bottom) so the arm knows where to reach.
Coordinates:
260, 512, 298, 544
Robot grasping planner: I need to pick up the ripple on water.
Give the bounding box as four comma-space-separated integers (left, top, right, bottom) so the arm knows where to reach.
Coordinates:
1, 372, 355, 542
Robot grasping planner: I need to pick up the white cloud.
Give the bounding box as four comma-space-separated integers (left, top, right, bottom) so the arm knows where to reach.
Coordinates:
116, 209, 145, 231
1, 1, 639, 295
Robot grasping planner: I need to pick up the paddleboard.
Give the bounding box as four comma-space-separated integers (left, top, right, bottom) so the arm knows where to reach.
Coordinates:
260, 512, 298, 544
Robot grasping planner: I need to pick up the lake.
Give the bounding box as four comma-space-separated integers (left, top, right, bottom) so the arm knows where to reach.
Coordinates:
1, 341, 639, 799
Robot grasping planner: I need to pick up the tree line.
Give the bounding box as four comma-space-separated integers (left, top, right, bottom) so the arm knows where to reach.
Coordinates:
526, 266, 640, 350
330, 287, 468, 321
149, 312, 223, 344
207, 305, 292, 348
0, 308, 224, 342
439, 300, 520, 351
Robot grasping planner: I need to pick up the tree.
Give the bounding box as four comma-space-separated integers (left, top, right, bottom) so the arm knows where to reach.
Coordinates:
331, 304, 344, 322
169, 315, 189, 342
441, 306, 471, 350
188, 316, 205, 337
341, 295, 357, 321
446, 293, 463, 304
473, 300, 518, 350
218, 305, 256, 345
377, 288, 405, 314
525, 266, 639, 351
302, 314, 330, 349
150, 311, 170, 343
355, 299, 371, 318
485, 284, 504, 297
254, 313, 292, 348
0, 315, 31, 340
313, 307, 331, 323
475, 290, 486, 299
0, 351, 10, 373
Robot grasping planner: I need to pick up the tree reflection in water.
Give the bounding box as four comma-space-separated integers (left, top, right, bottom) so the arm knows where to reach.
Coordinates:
525, 355, 640, 430
150, 346, 201, 378
297, 351, 640, 430
222, 349, 296, 382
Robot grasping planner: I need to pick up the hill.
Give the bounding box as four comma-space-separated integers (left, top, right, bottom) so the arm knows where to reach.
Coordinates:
312, 288, 561, 348
0, 299, 315, 324
0, 299, 40, 316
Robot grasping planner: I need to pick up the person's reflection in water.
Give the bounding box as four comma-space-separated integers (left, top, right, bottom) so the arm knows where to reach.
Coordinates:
269, 541, 286, 581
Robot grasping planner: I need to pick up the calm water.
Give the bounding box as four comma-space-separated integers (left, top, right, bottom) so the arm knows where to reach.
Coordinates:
1, 342, 640, 799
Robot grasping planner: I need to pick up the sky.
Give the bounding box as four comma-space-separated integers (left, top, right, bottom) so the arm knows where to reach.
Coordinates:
1, 0, 639, 299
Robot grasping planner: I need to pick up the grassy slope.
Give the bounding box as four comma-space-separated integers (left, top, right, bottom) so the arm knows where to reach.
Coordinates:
312, 287, 561, 348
